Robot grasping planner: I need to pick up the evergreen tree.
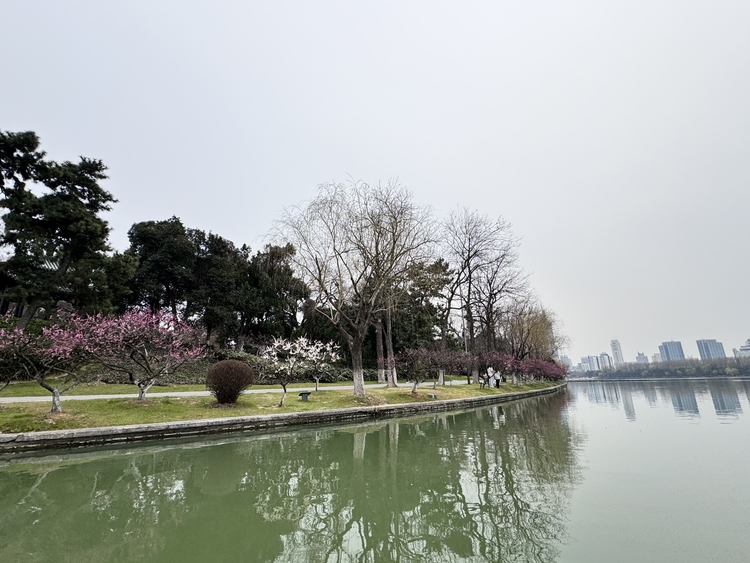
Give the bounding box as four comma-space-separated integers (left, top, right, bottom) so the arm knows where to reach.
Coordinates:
0, 130, 115, 329
235, 244, 309, 349
126, 217, 196, 319
186, 229, 248, 347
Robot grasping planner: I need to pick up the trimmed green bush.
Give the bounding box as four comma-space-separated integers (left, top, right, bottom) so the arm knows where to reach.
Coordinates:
206, 360, 254, 404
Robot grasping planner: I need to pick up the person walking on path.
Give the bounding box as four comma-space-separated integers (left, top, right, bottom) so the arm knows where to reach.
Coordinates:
484, 367, 495, 389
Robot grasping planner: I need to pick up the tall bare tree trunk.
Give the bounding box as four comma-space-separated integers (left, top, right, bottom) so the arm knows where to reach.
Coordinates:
375, 312, 386, 384
385, 306, 398, 387
350, 336, 366, 397
465, 302, 476, 357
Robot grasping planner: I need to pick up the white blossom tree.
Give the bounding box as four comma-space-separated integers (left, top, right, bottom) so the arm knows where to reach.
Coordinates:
261, 337, 338, 405
306, 340, 339, 391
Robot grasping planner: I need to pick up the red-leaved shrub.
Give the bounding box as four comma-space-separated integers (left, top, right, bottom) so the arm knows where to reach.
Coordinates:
206, 360, 254, 404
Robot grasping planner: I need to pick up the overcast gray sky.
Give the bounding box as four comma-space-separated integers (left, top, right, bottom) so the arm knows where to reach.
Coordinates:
2, 1, 749, 361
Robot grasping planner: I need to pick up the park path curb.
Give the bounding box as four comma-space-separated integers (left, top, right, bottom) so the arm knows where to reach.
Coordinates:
0, 383, 566, 454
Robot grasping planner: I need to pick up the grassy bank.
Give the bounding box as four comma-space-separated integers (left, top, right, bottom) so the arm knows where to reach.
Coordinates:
0, 376, 465, 397
0, 381, 558, 433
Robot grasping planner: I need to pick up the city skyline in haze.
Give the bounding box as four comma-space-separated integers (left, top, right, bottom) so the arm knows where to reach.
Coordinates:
2, 1, 748, 361
584, 336, 742, 364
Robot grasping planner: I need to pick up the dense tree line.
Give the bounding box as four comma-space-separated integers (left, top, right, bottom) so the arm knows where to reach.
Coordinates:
583, 357, 750, 379
1, 130, 566, 397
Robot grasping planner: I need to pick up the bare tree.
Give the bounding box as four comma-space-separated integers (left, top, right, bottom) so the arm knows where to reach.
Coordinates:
276, 180, 434, 397
443, 208, 524, 380
473, 242, 527, 352
384, 297, 398, 387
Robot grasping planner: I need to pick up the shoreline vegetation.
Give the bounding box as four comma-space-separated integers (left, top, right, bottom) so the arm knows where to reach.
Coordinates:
570, 376, 750, 381
0, 381, 559, 434
571, 358, 750, 381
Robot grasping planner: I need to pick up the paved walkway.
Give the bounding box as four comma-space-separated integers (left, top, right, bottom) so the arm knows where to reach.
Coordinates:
0, 380, 469, 404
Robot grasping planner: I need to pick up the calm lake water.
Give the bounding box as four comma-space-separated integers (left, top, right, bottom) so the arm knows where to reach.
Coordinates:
1, 379, 749, 562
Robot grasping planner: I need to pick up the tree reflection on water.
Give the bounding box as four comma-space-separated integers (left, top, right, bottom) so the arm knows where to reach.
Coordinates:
0, 392, 582, 562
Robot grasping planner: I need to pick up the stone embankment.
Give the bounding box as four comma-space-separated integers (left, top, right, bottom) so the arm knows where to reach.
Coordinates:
0, 383, 565, 454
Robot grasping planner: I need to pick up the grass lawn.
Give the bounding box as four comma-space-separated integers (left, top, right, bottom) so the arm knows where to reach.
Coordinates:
0, 381, 207, 397
0, 375, 465, 397
0, 381, 559, 433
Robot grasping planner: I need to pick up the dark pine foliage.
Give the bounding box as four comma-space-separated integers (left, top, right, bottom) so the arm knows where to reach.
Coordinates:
206, 359, 254, 404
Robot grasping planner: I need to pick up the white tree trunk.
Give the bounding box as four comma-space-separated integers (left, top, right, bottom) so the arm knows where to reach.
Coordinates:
50, 389, 62, 413
353, 368, 365, 397
389, 367, 398, 387
375, 312, 386, 384
351, 336, 366, 397
137, 384, 152, 400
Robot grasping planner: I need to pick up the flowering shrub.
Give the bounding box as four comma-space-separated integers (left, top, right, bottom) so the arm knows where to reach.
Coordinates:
477, 352, 566, 383
520, 358, 567, 381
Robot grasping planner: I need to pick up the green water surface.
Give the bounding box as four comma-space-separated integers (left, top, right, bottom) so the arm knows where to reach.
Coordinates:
1, 380, 748, 562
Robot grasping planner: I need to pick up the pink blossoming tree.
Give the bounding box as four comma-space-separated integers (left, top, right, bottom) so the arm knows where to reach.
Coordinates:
396, 348, 436, 394
520, 358, 567, 381
0, 319, 92, 412
0, 325, 30, 396
68, 310, 205, 400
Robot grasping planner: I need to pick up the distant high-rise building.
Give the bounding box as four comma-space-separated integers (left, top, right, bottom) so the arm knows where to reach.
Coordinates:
652, 352, 662, 363
611, 340, 625, 366
734, 339, 750, 358
636, 352, 649, 364
560, 355, 573, 369
696, 339, 726, 360
599, 353, 614, 370
582, 356, 600, 371
659, 341, 685, 362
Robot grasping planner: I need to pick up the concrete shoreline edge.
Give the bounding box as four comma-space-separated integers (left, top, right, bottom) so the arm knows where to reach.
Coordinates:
567, 376, 750, 382
0, 383, 566, 454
